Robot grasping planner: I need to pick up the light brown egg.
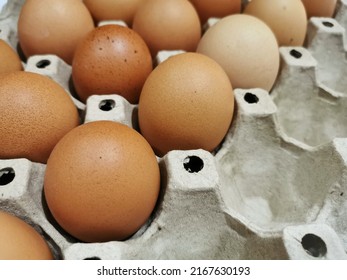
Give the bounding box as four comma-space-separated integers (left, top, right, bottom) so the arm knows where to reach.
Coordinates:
197, 14, 280, 92
138, 52, 234, 157
44, 121, 160, 243
189, 0, 241, 25
301, 0, 337, 18
72, 24, 152, 104
132, 0, 201, 57
83, 0, 144, 26
0, 71, 80, 163
0, 210, 53, 260
18, 0, 95, 64
243, 0, 307, 46
0, 39, 23, 75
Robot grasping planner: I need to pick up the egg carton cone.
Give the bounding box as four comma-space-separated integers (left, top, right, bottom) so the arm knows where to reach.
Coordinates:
1, 0, 347, 260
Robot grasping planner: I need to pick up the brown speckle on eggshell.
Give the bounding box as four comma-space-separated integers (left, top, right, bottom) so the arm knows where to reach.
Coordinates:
72, 24, 152, 104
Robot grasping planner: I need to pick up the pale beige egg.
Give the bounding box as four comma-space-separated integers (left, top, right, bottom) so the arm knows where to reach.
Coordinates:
197, 14, 280, 92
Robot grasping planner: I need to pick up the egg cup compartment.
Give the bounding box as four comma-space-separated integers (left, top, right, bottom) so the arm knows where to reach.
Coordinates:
271, 45, 347, 147
306, 17, 347, 94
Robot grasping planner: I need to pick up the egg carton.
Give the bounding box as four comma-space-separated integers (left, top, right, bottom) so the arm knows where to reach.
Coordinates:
1, 0, 347, 260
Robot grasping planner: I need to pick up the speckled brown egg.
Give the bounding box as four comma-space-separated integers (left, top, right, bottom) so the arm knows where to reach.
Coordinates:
197, 14, 280, 91
132, 0, 201, 57
138, 52, 234, 157
83, 0, 144, 26
72, 24, 152, 104
301, 0, 337, 18
243, 0, 307, 46
0, 71, 80, 163
18, 0, 95, 64
44, 121, 160, 242
189, 0, 241, 25
0, 210, 53, 260
0, 39, 23, 75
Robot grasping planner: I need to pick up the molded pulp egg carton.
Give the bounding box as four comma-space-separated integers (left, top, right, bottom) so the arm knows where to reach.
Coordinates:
1, 0, 347, 260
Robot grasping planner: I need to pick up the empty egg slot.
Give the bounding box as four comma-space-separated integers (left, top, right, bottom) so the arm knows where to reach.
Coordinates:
272, 47, 347, 147
216, 89, 347, 237
306, 18, 347, 94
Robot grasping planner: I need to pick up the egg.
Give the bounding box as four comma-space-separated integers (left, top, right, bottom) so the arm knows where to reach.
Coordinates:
138, 52, 234, 157
243, 0, 307, 46
301, 0, 337, 18
18, 0, 95, 64
44, 121, 160, 242
0, 71, 80, 163
197, 14, 280, 91
0, 210, 53, 260
189, 0, 241, 25
132, 0, 201, 57
83, 0, 144, 26
0, 39, 23, 75
72, 24, 152, 104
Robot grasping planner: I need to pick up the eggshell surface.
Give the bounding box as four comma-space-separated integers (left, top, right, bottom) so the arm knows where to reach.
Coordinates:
132, 0, 201, 57
301, 0, 337, 18
72, 24, 152, 104
197, 14, 280, 91
0, 39, 23, 75
83, 0, 144, 25
18, 0, 95, 64
0, 211, 53, 260
0, 71, 80, 163
44, 121, 160, 243
189, 0, 241, 25
138, 52, 235, 157
243, 0, 307, 46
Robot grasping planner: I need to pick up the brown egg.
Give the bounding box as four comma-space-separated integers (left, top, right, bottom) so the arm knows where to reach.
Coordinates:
18, 0, 95, 64
0, 71, 80, 163
0, 39, 23, 75
83, 0, 144, 26
72, 24, 152, 104
132, 0, 201, 57
301, 0, 337, 18
243, 0, 307, 46
197, 14, 280, 91
0, 210, 53, 260
189, 0, 241, 25
138, 52, 234, 157
44, 121, 160, 242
